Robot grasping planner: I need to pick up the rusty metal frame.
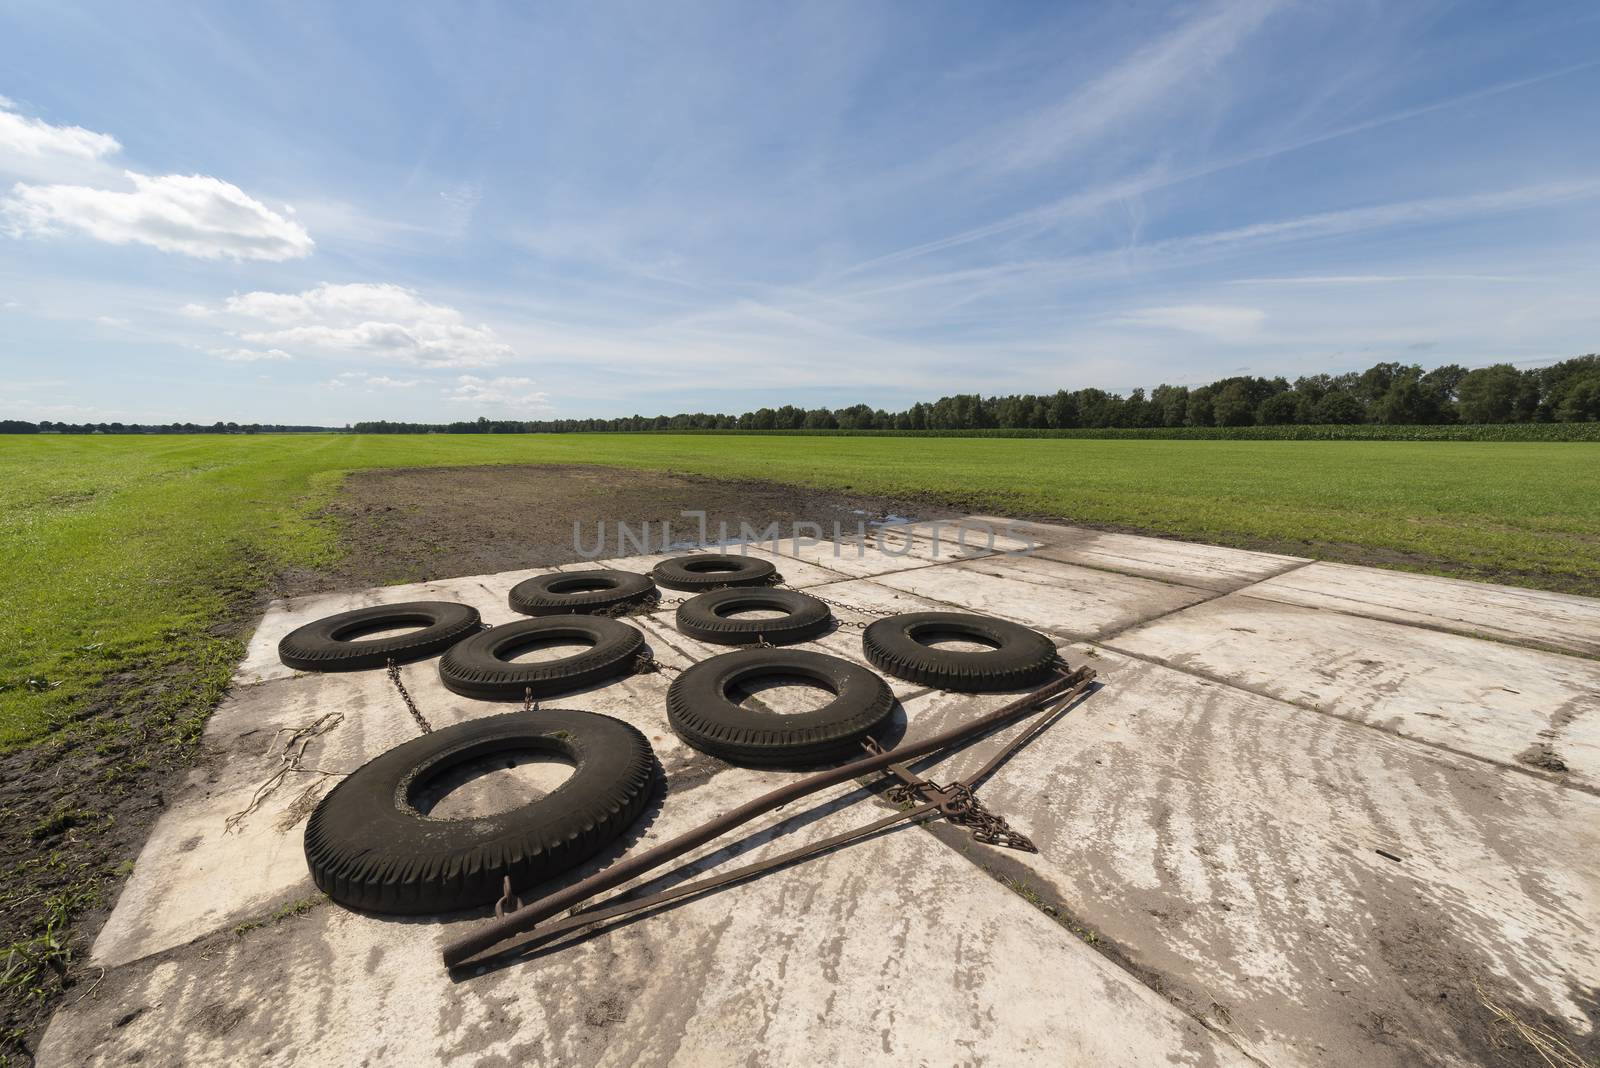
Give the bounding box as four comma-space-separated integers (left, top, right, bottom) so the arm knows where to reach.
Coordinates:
443, 664, 1097, 972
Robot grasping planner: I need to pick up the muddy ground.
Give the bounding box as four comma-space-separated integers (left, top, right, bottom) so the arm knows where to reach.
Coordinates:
2, 464, 940, 1064
278, 464, 948, 595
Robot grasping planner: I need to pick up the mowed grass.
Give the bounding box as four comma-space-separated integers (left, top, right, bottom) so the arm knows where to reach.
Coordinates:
3, 432, 1598, 746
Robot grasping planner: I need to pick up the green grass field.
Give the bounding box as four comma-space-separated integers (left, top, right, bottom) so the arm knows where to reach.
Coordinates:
3, 432, 1598, 747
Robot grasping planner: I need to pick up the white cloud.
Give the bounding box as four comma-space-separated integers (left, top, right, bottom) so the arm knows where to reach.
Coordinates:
225, 282, 449, 324
3, 171, 313, 261
446, 374, 550, 411
1118, 304, 1265, 342
217, 282, 513, 367
0, 99, 312, 260
0, 97, 120, 184
210, 347, 292, 362
178, 302, 215, 317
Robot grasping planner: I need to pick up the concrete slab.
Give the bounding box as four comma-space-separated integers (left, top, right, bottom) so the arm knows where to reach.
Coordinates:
41, 781, 1247, 1067
898, 518, 1036, 555
1245, 561, 1600, 657
705, 547, 852, 589
799, 576, 955, 618
968, 515, 1308, 592
899, 647, 1600, 1068
52, 526, 1600, 1066
745, 523, 1015, 580
869, 553, 1213, 639
1108, 594, 1600, 789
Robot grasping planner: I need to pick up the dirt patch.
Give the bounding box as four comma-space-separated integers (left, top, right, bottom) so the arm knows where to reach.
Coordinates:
0, 645, 247, 1063
2, 464, 938, 1064
1517, 742, 1569, 773
278, 463, 944, 596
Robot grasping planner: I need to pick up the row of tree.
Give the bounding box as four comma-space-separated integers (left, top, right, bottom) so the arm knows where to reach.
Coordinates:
7, 355, 1597, 435
352, 354, 1600, 433
0, 421, 333, 435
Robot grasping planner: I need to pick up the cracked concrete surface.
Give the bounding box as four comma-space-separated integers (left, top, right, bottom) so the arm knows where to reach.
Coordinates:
38, 518, 1600, 1066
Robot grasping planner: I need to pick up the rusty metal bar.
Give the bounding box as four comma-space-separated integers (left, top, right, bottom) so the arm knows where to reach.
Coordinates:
474, 800, 946, 965
442, 664, 1094, 969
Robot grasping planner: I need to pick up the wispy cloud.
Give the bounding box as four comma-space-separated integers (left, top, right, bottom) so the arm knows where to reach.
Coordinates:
439, 183, 482, 232
210, 347, 292, 362
976, 0, 1283, 177
838, 59, 1600, 281
1176, 181, 1600, 252
446, 374, 550, 412
327, 371, 423, 388
1228, 274, 1533, 286
828, 180, 1600, 308
1116, 304, 1265, 342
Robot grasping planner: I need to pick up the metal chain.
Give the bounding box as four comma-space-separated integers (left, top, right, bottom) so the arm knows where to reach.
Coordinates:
386, 658, 433, 734
633, 652, 681, 676
772, 579, 897, 628
882, 778, 1037, 852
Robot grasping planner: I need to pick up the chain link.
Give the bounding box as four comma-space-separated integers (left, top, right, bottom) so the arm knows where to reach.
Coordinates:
772, 579, 898, 627
884, 779, 1037, 852
386, 658, 433, 735
633, 652, 681, 676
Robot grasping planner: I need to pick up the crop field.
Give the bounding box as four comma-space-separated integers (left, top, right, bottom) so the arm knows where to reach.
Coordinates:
3, 431, 1599, 748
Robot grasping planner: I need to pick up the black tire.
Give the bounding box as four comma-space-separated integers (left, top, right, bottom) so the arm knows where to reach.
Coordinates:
650, 553, 777, 591
508, 569, 657, 616
439, 616, 645, 700
676, 588, 832, 646
666, 648, 893, 766
277, 601, 481, 672
862, 611, 1058, 692
305, 709, 655, 914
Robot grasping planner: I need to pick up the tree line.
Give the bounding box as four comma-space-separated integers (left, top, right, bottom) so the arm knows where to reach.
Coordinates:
0, 420, 335, 435
5, 354, 1597, 435
352, 354, 1600, 434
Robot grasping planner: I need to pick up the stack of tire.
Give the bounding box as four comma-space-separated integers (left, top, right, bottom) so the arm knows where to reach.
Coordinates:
274, 553, 1058, 916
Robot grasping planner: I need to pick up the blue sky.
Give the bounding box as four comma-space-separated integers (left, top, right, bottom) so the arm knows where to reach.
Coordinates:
2, 1, 1598, 424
